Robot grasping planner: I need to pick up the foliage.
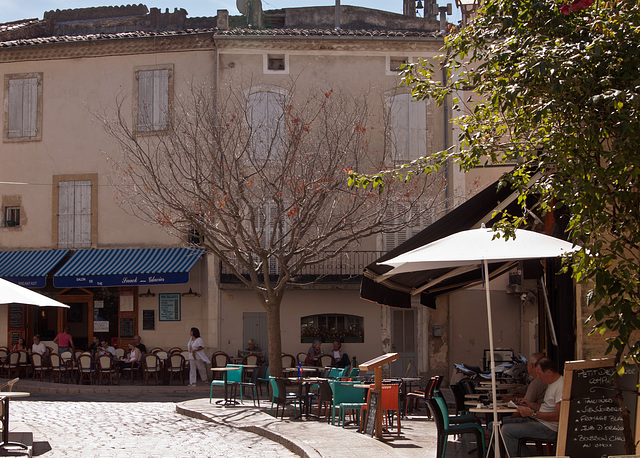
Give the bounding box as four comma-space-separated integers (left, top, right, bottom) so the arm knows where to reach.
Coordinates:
99, 79, 445, 376
352, 0, 640, 450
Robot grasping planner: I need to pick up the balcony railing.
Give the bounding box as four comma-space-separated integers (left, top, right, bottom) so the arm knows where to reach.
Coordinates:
219, 250, 384, 285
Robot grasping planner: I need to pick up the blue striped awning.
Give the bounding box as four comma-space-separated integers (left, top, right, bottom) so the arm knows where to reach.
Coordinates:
0, 250, 70, 288
53, 247, 205, 288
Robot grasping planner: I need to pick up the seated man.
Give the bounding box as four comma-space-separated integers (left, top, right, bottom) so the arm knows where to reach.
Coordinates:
98, 339, 117, 357
503, 352, 547, 421
501, 357, 563, 456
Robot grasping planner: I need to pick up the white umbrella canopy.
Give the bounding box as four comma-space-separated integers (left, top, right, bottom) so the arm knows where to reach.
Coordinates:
0, 278, 69, 308
380, 227, 578, 274
379, 227, 579, 458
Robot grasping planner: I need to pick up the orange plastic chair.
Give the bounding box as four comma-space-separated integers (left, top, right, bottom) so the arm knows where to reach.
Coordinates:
361, 383, 401, 434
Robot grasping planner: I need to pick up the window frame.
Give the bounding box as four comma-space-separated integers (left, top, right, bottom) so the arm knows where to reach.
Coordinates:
263, 53, 289, 74
52, 174, 98, 249
3, 72, 43, 142
4, 206, 20, 227
300, 314, 364, 343
246, 86, 287, 161
133, 64, 173, 135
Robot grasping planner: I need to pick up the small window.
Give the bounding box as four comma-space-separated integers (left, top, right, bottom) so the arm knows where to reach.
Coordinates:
187, 227, 203, 245
267, 54, 285, 71
390, 56, 409, 72
300, 314, 364, 343
4, 206, 20, 227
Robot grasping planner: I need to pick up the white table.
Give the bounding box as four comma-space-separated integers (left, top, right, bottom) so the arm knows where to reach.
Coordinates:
211, 367, 242, 406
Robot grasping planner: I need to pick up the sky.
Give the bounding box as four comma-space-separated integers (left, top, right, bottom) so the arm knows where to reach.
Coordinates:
0, 0, 461, 24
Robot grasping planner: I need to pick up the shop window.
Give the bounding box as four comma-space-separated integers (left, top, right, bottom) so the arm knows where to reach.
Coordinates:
301, 314, 364, 343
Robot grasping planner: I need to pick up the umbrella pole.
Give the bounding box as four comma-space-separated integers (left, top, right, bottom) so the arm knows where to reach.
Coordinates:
484, 259, 501, 458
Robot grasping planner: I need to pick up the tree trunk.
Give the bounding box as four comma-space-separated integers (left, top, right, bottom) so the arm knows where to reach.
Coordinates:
614, 349, 635, 455
266, 300, 283, 377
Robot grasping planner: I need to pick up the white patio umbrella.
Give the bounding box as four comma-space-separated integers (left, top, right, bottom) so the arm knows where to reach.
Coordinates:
379, 227, 579, 458
0, 277, 69, 308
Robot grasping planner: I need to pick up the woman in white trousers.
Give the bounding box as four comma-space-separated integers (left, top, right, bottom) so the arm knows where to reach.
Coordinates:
187, 327, 210, 386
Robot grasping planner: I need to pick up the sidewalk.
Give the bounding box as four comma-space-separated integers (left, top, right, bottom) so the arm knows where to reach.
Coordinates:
4, 378, 480, 458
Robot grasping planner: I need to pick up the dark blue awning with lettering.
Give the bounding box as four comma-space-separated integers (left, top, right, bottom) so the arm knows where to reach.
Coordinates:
53, 247, 205, 288
0, 250, 70, 288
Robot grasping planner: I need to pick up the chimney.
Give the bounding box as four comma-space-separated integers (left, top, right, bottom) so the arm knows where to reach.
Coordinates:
403, 0, 417, 17
217, 10, 229, 30
335, 0, 341, 30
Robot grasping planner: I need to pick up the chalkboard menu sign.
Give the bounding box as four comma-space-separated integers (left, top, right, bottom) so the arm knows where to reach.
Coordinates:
159, 293, 181, 321
8, 304, 24, 329
363, 389, 380, 437
142, 310, 155, 331
557, 358, 640, 457
120, 317, 134, 338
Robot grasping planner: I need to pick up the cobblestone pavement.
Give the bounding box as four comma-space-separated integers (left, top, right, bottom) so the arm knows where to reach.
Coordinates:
12, 391, 297, 457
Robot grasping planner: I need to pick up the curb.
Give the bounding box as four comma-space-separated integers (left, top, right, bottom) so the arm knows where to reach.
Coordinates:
176, 404, 322, 458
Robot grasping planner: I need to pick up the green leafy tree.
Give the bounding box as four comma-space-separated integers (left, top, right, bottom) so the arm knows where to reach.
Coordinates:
350, 0, 640, 451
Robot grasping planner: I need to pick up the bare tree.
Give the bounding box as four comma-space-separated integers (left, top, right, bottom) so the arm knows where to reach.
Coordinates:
99, 80, 446, 375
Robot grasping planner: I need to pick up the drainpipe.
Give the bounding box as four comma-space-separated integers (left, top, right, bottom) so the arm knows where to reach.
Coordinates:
443, 56, 451, 212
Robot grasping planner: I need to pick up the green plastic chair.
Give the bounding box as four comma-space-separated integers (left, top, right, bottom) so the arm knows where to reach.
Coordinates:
209, 364, 243, 403
269, 376, 299, 418
428, 391, 485, 458
329, 380, 366, 426
327, 368, 343, 378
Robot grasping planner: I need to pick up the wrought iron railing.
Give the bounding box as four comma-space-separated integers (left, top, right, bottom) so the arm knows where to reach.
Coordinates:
219, 250, 384, 284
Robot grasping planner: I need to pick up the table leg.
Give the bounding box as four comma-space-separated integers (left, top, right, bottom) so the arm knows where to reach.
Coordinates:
0, 397, 28, 450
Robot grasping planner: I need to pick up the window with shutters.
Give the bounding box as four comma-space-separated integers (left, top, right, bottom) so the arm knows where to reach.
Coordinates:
388, 93, 427, 163
54, 176, 97, 249
253, 202, 285, 276
247, 89, 285, 161
3, 73, 42, 142
382, 203, 434, 252
134, 65, 173, 133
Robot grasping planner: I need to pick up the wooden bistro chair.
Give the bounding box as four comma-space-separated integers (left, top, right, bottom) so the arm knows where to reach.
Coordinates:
18, 350, 31, 379
4, 352, 20, 379
48, 353, 68, 383
30, 353, 49, 381
96, 354, 118, 385
211, 351, 230, 380
166, 353, 186, 385
319, 354, 333, 368
143, 354, 161, 385
281, 353, 296, 369
76, 352, 94, 385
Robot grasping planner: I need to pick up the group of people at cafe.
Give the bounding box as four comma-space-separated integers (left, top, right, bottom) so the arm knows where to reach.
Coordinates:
488, 353, 562, 457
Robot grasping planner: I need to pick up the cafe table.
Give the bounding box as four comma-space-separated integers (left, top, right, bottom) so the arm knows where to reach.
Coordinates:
0, 392, 30, 451
211, 367, 242, 406
287, 377, 326, 420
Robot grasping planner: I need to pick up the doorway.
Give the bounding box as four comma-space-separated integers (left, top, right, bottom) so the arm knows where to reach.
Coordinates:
391, 308, 417, 377
243, 312, 268, 359
56, 288, 93, 350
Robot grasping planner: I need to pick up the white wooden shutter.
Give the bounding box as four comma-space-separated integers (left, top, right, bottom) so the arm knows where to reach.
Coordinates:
7, 77, 37, 138
138, 69, 169, 131
74, 181, 92, 247
390, 94, 426, 162
249, 91, 284, 159
58, 180, 91, 248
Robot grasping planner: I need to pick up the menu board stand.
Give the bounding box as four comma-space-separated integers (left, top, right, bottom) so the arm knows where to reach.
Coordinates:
359, 352, 399, 439
557, 358, 640, 457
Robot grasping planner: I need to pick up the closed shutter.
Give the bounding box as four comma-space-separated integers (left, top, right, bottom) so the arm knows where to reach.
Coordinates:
58, 180, 92, 248
7, 77, 37, 138
249, 91, 284, 159
389, 94, 426, 162
138, 69, 169, 131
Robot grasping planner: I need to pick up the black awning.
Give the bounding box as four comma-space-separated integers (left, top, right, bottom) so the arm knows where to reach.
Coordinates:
361, 180, 526, 309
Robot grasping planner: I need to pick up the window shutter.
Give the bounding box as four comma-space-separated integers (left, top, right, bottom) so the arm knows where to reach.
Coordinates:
74, 181, 92, 247
137, 70, 153, 131
153, 69, 169, 130
249, 91, 284, 159
390, 94, 410, 162
409, 98, 427, 158
58, 182, 75, 248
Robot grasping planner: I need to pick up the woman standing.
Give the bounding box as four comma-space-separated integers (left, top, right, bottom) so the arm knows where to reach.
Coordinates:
53, 327, 74, 355
187, 327, 210, 386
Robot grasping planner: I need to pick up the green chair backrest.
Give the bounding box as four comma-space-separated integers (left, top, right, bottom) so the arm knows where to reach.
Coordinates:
269, 376, 279, 398
226, 364, 244, 383
348, 367, 360, 377
330, 380, 365, 405
433, 391, 450, 429
328, 368, 342, 378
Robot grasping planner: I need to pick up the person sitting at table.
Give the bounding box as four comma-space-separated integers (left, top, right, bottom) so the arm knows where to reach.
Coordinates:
502, 352, 547, 421
245, 339, 261, 353
98, 339, 117, 358
88, 336, 101, 354
12, 337, 27, 352
330, 339, 350, 368
501, 357, 563, 457
119, 342, 141, 371
31, 335, 47, 356
304, 339, 323, 367
133, 335, 147, 354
